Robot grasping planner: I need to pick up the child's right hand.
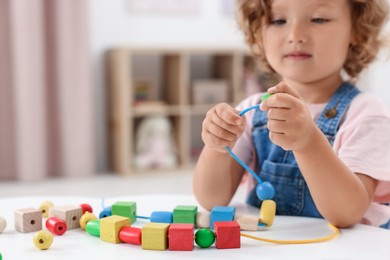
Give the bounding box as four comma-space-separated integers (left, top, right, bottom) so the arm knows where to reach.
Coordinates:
201, 103, 246, 153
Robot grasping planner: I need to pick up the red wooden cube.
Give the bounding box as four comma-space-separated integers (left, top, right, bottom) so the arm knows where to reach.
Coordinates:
214, 221, 240, 249
168, 223, 194, 251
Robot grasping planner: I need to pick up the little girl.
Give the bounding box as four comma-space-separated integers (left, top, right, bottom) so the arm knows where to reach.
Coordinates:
193, 0, 390, 228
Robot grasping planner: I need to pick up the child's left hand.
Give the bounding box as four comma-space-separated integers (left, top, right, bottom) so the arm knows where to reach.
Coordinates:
260, 82, 317, 152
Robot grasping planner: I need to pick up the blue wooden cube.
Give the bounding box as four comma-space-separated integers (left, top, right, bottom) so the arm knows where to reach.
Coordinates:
210, 206, 235, 229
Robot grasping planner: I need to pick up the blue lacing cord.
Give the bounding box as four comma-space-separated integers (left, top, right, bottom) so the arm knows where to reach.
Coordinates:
226, 104, 263, 184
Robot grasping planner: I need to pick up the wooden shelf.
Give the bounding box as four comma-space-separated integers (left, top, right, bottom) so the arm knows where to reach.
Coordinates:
106, 47, 266, 175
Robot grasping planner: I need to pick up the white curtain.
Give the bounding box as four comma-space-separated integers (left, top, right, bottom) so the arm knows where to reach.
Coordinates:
0, 0, 94, 180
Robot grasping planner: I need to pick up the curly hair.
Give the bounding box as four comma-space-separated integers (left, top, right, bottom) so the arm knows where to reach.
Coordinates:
236, 0, 389, 79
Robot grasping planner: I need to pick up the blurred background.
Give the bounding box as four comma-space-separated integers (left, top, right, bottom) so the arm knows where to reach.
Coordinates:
0, 0, 390, 191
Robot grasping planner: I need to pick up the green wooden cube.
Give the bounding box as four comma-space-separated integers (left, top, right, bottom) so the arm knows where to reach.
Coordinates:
173, 205, 197, 224
111, 201, 137, 224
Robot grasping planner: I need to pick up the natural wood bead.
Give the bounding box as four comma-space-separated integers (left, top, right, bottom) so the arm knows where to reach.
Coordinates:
235, 214, 259, 231
196, 211, 210, 228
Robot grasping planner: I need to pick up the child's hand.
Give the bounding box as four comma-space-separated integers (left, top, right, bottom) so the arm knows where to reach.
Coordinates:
260, 82, 316, 152
201, 103, 246, 153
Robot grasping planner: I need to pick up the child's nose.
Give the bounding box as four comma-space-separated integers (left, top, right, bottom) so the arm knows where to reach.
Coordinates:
287, 22, 307, 44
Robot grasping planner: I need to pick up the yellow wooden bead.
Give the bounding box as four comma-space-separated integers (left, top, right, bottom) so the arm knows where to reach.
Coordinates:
33, 230, 53, 250
39, 201, 54, 218
259, 200, 276, 227
79, 212, 97, 230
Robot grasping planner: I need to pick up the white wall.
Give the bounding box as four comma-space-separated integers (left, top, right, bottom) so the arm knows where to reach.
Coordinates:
91, 0, 390, 173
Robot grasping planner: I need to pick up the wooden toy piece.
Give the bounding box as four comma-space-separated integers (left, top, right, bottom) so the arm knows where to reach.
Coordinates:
210, 206, 235, 229
45, 217, 67, 236
235, 214, 259, 231
141, 223, 170, 250
112, 201, 137, 224
259, 200, 276, 227
100, 215, 130, 243
14, 208, 42, 233
80, 203, 93, 214
168, 223, 194, 251
86, 219, 100, 237
0, 217, 6, 234
49, 205, 83, 230
196, 211, 210, 228
39, 201, 54, 218
173, 205, 197, 224
33, 230, 53, 250
99, 206, 112, 219
214, 221, 241, 249
79, 212, 97, 230
194, 228, 215, 248
119, 226, 142, 245
150, 211, 173, 223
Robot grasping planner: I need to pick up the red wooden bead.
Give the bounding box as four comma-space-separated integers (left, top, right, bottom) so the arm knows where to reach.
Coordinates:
45, 217, 67, 236
119, 226, 142, 245
168, 223, 194, 251
80, 203, 93, 214
214, 221, 240, 249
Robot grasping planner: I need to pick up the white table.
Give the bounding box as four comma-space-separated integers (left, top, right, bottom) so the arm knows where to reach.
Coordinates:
0, 195, 389, 260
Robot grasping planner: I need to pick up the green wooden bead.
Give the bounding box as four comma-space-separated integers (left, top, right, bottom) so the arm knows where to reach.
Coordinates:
86, 219, 100, 237
261, 93, 272, 102
195, 228, 215, 248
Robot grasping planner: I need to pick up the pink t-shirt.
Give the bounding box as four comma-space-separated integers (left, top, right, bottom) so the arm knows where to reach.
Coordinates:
233, 92, 390, 227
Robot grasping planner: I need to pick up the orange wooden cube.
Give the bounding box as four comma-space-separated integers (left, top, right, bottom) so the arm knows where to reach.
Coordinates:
214, 221, 240, 249
168, 223, 194, 251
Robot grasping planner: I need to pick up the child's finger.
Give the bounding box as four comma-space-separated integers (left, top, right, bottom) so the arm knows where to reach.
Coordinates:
215, 103, 243, 126
267, 81, 303, 100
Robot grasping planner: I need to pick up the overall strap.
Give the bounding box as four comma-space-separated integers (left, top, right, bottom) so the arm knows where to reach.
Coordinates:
316, 82, 360, 144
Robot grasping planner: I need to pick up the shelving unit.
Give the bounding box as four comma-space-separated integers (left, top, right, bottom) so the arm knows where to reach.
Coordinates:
106, 47, 276, 175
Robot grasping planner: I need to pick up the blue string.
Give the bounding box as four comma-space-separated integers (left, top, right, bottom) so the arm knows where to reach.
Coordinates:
137, 215, 150, 220
226, 104, 263, 184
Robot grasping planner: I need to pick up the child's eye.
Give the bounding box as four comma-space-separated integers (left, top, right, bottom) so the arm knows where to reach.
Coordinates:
311, 18, 330, 24
270, 19, 286, 25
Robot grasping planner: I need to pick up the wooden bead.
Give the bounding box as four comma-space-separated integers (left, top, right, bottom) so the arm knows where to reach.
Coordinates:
39, 201, 54, 218
14, 208, 42, 233
79, 212, 97, 230
112, 201, 137, 224
259, 200, 276, 227
33, 230, 53, 250
168, 224, 194, 251
0, 217, 6, 234
99, 206, 112, 219
119, 226, 142, 245
49, 205, 82, 230
100, 215, 130, 244
194, 228, 215, 248
214, 221, 240, 249
45, 217, 67, 236
210, 206, 235, 229
80, 203, 93, 214
196, 211, 210, 228
86, 219, 100, 237
235, 214, 259, 231
150, 211, 173, 223
142, 223, 170, 250
173, 205, 197, 224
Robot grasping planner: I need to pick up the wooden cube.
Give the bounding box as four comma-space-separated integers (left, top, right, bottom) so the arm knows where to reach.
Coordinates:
14, 208, 42, 233
100, 215, 130, 243
111, 201, 136, 224
173, 205, 197, 224
214, 221, 240, 249
168, 223, 194, 251
142, 223, 170, 250
210, 206, 235, 228
49, 205, 82, 230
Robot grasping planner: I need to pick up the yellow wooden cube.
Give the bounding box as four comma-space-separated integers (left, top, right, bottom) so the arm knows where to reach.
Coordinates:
100, 215, 130, 243
142, 223, 170, 250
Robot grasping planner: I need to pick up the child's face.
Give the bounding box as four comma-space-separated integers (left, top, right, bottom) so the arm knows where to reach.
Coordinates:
262, 0, 354, 84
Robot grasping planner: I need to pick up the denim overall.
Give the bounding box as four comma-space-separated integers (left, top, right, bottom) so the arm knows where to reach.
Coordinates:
246, 82, 360, 218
